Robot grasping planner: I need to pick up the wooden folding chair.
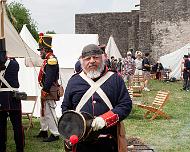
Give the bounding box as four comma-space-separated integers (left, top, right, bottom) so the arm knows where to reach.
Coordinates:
127, 88, 133, 101
135, 91, 170, 120
131, 74, 144, 97
22, 96, 38, 131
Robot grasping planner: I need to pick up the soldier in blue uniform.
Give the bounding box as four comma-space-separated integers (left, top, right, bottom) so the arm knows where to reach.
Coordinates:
182, 55, 190, 91
61, 44, 132, 152
0, 39, 24, 152
34, 33, 60, 142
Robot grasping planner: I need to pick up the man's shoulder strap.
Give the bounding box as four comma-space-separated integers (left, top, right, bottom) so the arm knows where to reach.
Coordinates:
76, 71, 114, 112
0, 59, 10, 75
79, 71, 114, 85
0, 59, 18, 91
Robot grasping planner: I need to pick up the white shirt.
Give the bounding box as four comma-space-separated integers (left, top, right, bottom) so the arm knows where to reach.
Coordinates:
135, 58, 143, 70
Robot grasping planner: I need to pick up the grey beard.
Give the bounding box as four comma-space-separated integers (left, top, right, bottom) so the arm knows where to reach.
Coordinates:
85, 61, 105, 79
86, 70, 101, 79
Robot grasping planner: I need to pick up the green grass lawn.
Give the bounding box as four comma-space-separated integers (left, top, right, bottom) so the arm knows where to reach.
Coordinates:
6, 80, 190, 152
125, 80, 190, 152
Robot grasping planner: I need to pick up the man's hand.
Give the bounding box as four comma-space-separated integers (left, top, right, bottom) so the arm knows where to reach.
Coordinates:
41, 89, 48, 100
91, 117, 106, 131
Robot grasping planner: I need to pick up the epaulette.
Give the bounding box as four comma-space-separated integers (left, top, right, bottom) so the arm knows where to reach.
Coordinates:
47, 56, 58, 65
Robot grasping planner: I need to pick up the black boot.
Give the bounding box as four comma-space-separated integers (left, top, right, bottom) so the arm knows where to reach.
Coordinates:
34, 131, 48, 138
43, 134, 59, 142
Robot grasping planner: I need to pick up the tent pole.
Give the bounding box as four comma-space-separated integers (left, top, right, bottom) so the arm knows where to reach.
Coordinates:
0, 0, 6, 39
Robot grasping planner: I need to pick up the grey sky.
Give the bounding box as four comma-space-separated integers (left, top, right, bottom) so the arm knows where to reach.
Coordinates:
7, 0, 140, 33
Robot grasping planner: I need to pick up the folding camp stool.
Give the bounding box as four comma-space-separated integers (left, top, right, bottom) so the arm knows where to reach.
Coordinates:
22, 96, 38, 131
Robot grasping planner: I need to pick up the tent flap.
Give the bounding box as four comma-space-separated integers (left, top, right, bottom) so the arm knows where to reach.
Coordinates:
105, 36, 122, 60
3, 11, 42, 66
160, 43, 190, 79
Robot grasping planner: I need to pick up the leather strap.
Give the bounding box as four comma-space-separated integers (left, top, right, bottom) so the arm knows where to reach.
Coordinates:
0, 60, 18, 92
76, 71, 114, 112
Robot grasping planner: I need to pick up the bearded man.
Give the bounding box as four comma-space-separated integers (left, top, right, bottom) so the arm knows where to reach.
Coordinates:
61, 44, 132, 152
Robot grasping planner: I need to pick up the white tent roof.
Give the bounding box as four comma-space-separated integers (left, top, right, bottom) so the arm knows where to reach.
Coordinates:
20, 24, 39, 55
19, 24, 42, 66
47, 34, 99, 68
160, 43, 190, 79
105, 36, 122, 59
4, 15, 40, 58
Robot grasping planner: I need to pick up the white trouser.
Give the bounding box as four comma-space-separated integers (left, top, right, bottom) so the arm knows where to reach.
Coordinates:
40, 100, 59, 136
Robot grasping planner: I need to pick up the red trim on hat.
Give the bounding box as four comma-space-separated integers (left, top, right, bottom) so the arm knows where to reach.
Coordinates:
39, 33, 44, 36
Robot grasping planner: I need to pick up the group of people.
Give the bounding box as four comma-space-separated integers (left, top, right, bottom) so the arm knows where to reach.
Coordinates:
0, 34, 132, 152
181, 54, 190, 91
4, 30, 190, 152
2, 31, 174, 151
0, 31, 170, 152
108, 51, 152, 91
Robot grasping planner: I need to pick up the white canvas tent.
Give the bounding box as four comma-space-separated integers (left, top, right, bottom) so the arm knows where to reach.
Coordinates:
19, 24, 42, 66
49, 34, 99, 68
4, 15, 42, 65
17, 58, 41, 117
20, 24, 39, 55
105, 36, 122, 60
160, 43, 190, 80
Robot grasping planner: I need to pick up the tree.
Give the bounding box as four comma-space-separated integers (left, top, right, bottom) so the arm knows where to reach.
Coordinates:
6, 2, 39, 41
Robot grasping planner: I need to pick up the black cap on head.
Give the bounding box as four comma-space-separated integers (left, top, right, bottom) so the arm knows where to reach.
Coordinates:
81, 44, 104, 58
38, 33, 52, 51
184, 55, 188, 58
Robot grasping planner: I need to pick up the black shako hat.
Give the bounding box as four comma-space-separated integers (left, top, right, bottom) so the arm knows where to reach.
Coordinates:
38, 33, 52, 51
184, 55, 188, 58
81, 44, 104, 58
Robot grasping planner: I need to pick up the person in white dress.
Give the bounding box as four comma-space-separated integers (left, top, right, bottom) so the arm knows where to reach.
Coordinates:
134, 51, 143, 76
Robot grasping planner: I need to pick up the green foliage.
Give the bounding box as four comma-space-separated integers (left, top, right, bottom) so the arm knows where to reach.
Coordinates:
6, 2, 39, 40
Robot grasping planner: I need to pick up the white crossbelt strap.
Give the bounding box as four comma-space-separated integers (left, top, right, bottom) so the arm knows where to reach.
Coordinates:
76, 71, 114, 112
0, 60, 18, 92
